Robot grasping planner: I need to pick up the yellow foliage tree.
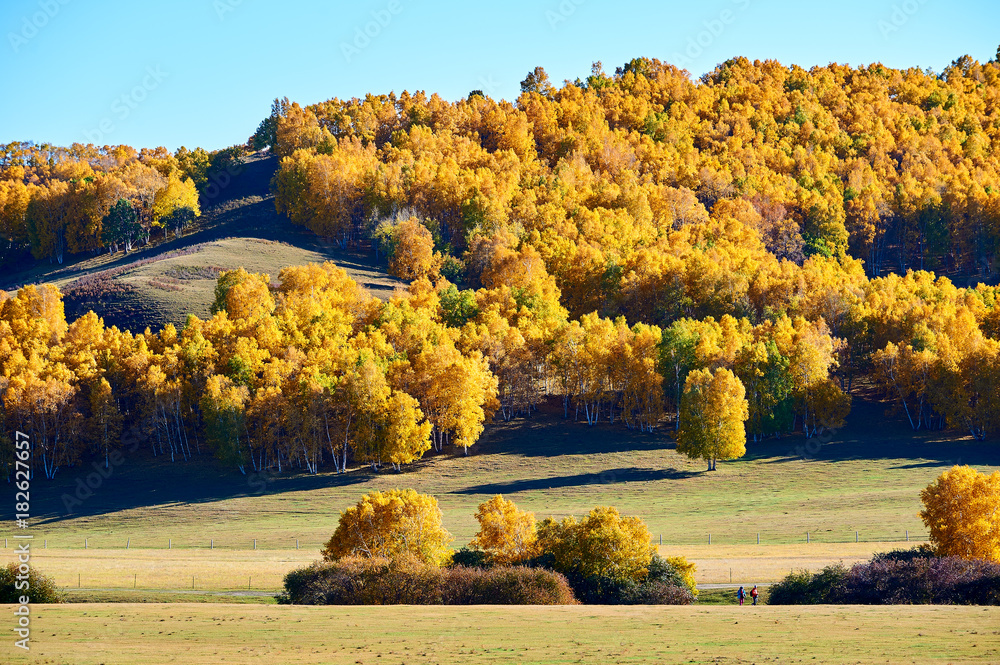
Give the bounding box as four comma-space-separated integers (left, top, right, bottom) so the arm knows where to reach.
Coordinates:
665, 555, 699, 598
469, 495, 539, 565
322, 489, 454, 566
387, 217, 441, 281
677, 367, 748, 471
536, 506, 654, 582
151, 173, 200, 237
920, 465, 1000, 562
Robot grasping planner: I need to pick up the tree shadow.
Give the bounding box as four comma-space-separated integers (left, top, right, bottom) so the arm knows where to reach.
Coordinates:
477, 406, 674, 458
455, 466, 700, 495
26, 453, 372, 525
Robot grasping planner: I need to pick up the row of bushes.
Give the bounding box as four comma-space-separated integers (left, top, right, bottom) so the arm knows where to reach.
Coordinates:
281, 554, 696, 606
769, 549, 1000, 605
280, 557, 577, 605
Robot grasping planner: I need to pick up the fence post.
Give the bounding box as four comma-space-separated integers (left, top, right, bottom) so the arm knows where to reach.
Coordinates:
296, 539, 299, 550
253, 539, 257, 550
85, 538, 88, 549
126, 537, 130, 549
756, 533, 760, 545
856, 531, 859, 543
248, 576, 251, 590
806, 532, 810, 543
133, 573, 136, 589
658, 534, 662, 546
211, 539, 214, 550
709, 533, 712, 545
192, 575, 195, 590
905, 530, 909, 542
168, 539, 171, 549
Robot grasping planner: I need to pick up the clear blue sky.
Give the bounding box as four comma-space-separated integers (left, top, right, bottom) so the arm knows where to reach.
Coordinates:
1, 0, 996, 152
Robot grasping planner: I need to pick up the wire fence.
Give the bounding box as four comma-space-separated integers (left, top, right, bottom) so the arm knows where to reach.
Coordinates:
0, 529, 930, 551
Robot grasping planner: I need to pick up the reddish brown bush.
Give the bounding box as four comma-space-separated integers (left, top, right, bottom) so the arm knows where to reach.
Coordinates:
441, 566, 576, 605
280, 557, 576, 605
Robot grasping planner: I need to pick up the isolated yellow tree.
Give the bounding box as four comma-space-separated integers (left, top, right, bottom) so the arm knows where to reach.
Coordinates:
322, 489, 453, 565
677, 367, 748, 471
920, 465, 1000, 562
469, 495, 539, 565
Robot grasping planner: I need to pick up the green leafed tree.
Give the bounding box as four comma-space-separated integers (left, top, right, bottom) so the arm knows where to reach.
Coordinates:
100, 198, 141, 253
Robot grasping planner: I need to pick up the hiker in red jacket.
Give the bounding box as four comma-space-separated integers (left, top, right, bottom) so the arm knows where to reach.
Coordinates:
750, 585, 759, 605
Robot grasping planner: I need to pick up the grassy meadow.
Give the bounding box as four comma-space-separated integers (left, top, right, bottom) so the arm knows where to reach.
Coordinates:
12, 395, 996, 548
3, 393, 995, 594
5, 603, 998, 664
26, 541, 911, 592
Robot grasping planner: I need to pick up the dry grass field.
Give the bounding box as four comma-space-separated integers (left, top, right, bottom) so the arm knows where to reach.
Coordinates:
5, 603, 998, 664
25, 541, 917, 593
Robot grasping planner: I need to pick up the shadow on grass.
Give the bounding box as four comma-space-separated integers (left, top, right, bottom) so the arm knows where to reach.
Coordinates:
478, 409, 673, 459
749, 433, 1000, 468
455, 466, 699, 495
28, 454, 373, 525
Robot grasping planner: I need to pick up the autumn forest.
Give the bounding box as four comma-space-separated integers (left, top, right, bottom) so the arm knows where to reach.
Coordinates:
4, 53, 1000, 480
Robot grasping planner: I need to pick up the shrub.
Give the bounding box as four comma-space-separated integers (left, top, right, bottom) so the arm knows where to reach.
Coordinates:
768, 555, 1000, 605
281, 557, 577, 605
451, 548, 491, 569
622, 580, 695, 605
869, 547, 936, 564
280, 556, 443, 605
548, 555, 694, 605
767, 564, 848, 605
838, 556, 1000, 605
0, 563, 60, 603
442, 566, 576, 605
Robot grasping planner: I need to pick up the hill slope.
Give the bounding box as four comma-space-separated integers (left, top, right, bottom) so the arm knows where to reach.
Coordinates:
2, 154, 404, 331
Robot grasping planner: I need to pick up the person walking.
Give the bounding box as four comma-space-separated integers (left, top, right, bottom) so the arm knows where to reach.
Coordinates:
750, 585, 759, 605
737, 586, 745, 606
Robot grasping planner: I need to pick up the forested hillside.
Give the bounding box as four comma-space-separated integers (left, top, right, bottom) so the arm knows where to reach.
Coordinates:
3, 54, 1000, 482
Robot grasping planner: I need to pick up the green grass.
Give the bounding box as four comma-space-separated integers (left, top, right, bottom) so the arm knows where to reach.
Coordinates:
14, 396, 998, 551
5, 394, 995, 593
10, 603, 1000, 664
